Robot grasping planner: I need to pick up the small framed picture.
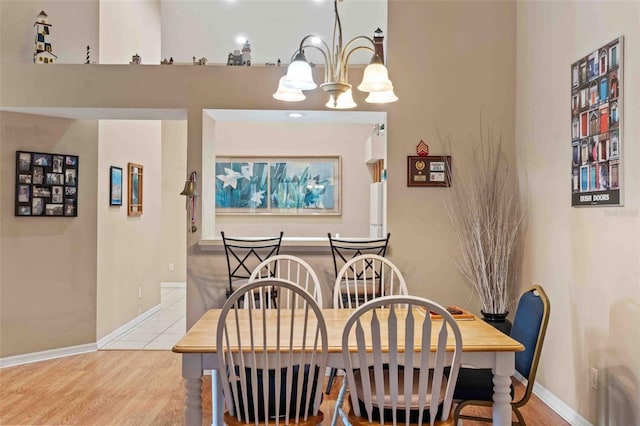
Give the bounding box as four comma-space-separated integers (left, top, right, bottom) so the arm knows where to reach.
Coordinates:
18, 185, 30, 202
32, 167, 44, 184
64, 199, 76, 216
33, 153, 51, 166
65, 169, 77, 186
52, 186, 63, 203
127, 163, 143, 216
45, 204, 63, 216
18, 153, 31, 171
52, 155, 64, 173
32, 198, 44, 215
110, 166, 123, 206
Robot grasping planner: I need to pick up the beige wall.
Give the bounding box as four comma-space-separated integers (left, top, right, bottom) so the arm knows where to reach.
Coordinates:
161, 121, 187, 283
0, 112, 98, 357
212, 120, 375, 238
516, 1, 640, 424
384, 0, 517, 307
96, 120, 163, 340
99, 0, 161, 65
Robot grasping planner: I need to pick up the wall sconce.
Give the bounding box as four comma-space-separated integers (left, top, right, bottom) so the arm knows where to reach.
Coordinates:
180, 172, 198, 233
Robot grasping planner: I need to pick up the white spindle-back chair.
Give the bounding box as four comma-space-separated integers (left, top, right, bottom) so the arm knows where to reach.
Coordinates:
341, 295, 463, 426
333, 254, 408, 309
217, 279, 328, 426
330, 254, 409, 425
248, 255, 323, 308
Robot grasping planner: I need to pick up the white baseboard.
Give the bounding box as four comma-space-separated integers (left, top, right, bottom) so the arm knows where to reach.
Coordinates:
514, 372, 592, 426
0, 343, 96, 368
161, 282, 186, 288
96, 304, 162, 349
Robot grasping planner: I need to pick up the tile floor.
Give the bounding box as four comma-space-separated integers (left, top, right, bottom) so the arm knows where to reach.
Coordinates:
101, 286, 186, 350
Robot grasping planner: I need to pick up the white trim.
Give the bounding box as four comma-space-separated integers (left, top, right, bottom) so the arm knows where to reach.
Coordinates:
96, 304, 162, 349
0, 343, 96, 368
514, 372, 592, 426
161, 282, 186, 288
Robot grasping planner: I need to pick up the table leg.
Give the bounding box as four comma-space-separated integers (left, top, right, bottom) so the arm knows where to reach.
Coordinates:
183, 353, 203, 426
211, 369, 224, 426
492, 351, 515, 426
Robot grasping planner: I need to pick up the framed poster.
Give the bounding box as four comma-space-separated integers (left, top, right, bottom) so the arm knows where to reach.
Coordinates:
110, 166, 123, 206
15, 151, 78, 217
215, 156, 340, 215
407, 156, 451, 187
127, 163, 143, 216
571, 37, 623, 206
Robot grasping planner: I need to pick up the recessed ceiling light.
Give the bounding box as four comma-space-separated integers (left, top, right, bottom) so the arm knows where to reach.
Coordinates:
288, 112, 304, 118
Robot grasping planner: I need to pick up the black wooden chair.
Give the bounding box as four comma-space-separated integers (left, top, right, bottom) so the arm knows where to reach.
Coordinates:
325, 232, 390, 394
453, 285, 551, 425
221, 231, 283, 298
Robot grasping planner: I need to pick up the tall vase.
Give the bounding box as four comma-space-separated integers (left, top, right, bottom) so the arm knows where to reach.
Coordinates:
481, 311, 512, 335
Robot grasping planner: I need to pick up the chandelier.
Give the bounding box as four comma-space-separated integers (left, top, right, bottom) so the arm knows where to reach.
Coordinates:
273, 0, 398, 109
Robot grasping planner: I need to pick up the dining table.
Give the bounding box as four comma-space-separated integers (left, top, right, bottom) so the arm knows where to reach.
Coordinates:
172, 307, 524, 426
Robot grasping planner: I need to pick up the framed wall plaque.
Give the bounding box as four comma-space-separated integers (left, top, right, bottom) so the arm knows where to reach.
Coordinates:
15, 150, 78, 217
407, 156, 451, 187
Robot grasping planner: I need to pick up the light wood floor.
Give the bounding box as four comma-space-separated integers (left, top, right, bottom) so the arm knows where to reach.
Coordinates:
0, 350, 568, 425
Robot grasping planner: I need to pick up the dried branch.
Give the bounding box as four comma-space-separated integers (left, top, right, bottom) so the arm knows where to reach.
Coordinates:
442, 124, 526, 314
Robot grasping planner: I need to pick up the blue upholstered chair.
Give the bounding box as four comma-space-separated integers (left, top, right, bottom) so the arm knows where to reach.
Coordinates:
453, 285, 550, 425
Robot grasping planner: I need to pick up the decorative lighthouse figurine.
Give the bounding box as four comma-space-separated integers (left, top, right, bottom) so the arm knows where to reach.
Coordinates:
241, 40, 251, 66
33, 11, 57, 64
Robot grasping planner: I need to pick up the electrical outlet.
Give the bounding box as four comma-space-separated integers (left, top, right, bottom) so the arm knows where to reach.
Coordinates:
138, 286, 142, 299
590, 367, 598, 390
169, 263, 175, 271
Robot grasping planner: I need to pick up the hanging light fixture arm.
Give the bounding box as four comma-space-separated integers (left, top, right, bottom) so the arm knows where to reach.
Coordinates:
341, 41, 376, 82
297, 38, 332, 82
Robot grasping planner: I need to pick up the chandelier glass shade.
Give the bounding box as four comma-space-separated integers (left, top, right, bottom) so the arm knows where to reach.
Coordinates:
365, 87, 398, 104
273, 76, 306, 102
326, 88, 357, 109
273, 0, 397, 109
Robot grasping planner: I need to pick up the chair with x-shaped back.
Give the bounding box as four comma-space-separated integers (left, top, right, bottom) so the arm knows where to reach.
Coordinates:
221, 231, 283, 298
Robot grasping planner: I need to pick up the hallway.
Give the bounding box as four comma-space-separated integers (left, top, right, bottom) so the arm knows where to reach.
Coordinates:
101, 285, 186, 350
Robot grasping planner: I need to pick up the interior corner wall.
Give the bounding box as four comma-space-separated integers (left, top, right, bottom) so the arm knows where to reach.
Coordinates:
96, 120, 162, 341
99, 0, 161, 65
515, 2, 640, 424
212, 121, 373, 238
385, 1, 517, 308
161, 121, 187, 283
0, 112, 98, 357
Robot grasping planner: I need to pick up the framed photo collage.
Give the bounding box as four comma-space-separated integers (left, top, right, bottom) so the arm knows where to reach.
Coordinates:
15, 150, 78, 217
571, 37, 623, 206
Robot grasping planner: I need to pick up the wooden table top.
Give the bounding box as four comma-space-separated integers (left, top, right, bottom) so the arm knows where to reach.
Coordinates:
173, 308, 523, 354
